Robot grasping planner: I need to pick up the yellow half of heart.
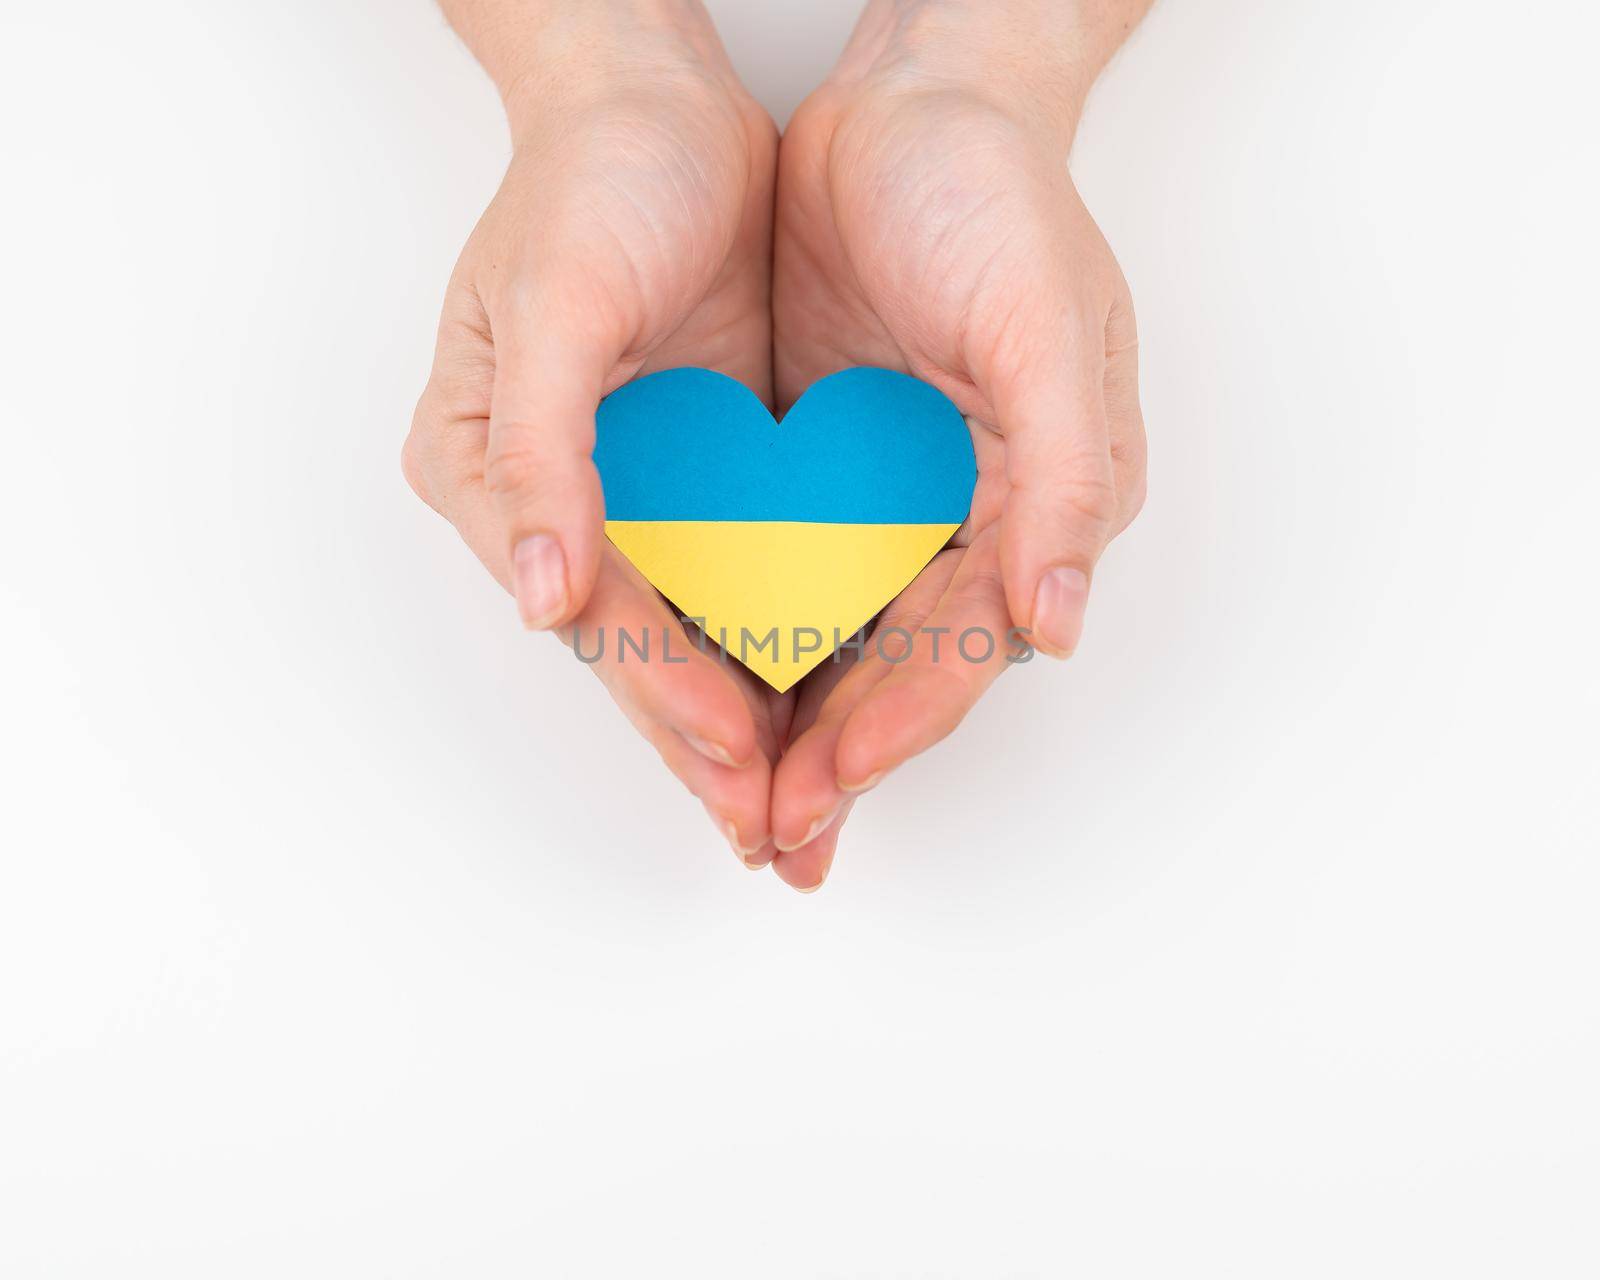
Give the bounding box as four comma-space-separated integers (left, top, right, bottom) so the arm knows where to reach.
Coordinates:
605, 520, 959, 692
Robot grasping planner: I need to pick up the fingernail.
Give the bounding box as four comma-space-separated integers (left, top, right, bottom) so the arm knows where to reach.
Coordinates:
684, 733, 742, 767
721, 821, 759, 868
792, 854, 837, 894
513, 534, 568, 630
775, 801, 843, 853
838, 769, 884, 795
709, 811, 763, 868
1031, 565, 1090, 657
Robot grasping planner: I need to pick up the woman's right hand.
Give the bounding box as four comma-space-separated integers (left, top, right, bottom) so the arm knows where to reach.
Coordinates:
405, 2, 793, 864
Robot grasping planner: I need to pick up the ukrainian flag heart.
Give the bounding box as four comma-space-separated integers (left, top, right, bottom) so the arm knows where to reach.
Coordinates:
593, 367, 976, 692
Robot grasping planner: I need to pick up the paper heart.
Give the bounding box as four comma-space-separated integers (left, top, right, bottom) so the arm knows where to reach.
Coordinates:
593, 367, 976, 692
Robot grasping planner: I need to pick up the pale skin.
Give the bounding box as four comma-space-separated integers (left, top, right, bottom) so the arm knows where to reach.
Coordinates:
405, 0, 1151, 891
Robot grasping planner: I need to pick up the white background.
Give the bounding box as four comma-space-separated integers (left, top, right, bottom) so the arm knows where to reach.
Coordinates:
2, 0, 1597, 1275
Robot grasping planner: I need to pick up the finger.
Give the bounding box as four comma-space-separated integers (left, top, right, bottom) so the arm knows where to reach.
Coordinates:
566, 547, 763, 772
783, 633, 862, 747
421, 375, 773, 864
834, 526, 1013, 791
677, 614, 796, 870
409, 290, 773, 865
485, 301, 611, 632
639, 714, 776, 869
770, 800, 852, 894
567, 549, 773, 863
992, 322, 1118, 659
770, 550, 962, 855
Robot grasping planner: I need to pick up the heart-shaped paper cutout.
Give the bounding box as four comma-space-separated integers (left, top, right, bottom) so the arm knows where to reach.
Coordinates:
593, 367, 976, 692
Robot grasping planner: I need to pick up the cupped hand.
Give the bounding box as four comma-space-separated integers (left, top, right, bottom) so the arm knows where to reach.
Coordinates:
405, 8, 828, 868
766, 16, 1148, 889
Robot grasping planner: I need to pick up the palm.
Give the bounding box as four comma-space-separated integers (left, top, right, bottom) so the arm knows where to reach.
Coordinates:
772, 85, 1066, 634
763, 84, 1142, 886
410, 72, 808, 867
614, 99, 804, 805
519, 85, 779, 403
778, 87, 1067, 404
559, 92, 810, 857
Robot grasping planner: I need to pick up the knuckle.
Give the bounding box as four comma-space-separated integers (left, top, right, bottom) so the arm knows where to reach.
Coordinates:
1116, 460, 1148, 532
400, 431, 432, 506
482, 444, 542, 501
1060, 469, 1119, 532
1108, 435, 1145, 487
1109, 418, 1148, 533
947, 562, 1007, 619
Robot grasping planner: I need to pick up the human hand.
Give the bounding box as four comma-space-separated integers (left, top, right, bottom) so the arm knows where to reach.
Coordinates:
766, 0, 1149, 889
405, 1, 801, 866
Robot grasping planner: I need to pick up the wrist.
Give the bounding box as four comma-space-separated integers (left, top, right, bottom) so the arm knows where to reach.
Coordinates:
831, 0, 1143, 141
447, 1, 731, 137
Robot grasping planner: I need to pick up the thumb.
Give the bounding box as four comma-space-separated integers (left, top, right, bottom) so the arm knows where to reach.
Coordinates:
484, 313, 610, 630
994, 332, 1118, 659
